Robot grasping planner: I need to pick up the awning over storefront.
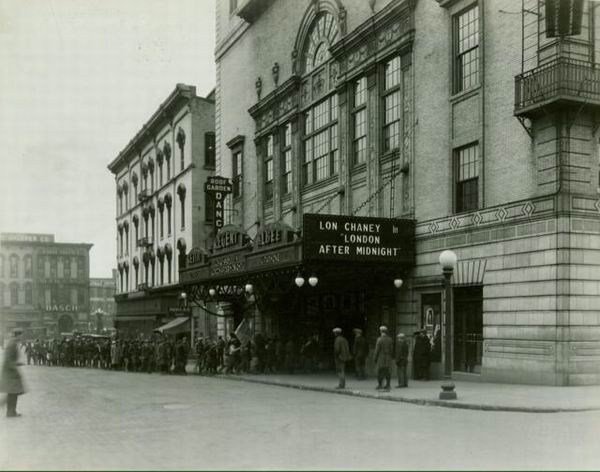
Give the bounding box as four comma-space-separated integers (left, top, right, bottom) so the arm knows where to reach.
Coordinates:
153, 316, 189, 334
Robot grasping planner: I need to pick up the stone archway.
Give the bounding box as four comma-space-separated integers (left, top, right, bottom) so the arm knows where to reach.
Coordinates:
58, 314, 74, 333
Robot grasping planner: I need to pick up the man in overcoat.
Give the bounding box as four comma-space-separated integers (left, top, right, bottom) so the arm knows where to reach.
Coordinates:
0, 329, 26, 417
352, 328, 368, 380
333, 328, 352, 389
395, 333, 409, 388
374, 326, 393, 391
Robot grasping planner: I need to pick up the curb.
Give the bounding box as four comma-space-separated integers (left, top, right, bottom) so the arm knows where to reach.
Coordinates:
218, 375, 599, 414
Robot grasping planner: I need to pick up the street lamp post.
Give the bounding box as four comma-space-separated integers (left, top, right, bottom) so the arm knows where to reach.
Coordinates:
439, 250, 458, 400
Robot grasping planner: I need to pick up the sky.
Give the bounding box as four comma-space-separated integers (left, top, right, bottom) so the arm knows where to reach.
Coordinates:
0, 0, 216, 278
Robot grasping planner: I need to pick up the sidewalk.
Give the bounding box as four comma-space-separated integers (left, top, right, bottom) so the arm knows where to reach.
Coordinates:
190, 368, 600, 413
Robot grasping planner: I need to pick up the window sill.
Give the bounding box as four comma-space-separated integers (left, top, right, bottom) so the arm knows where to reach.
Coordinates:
351, 163, 367, 175
449, 85, 480, 104
203, 164, 216, 171
301, 175, 339, 194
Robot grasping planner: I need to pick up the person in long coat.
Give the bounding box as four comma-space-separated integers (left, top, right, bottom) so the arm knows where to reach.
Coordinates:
352, 328, 369, 380
374, 326, 393, 391
333, 328, 352, 389
395, 333, 409, 388
0, 329, 26, 417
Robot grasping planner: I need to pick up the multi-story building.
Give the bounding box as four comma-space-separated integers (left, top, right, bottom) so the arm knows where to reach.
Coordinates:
107, 84, 216, 337
89, 271, 117, 332
0, 233, 92, 340
176, 0, 600, 385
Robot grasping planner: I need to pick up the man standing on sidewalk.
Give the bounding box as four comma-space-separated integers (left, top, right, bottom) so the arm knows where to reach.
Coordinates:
352, 328, 368, 380
0, 328, 26, 418
374, 326, 393, 391
333, 328, 351, 389
395, 333, 409, 388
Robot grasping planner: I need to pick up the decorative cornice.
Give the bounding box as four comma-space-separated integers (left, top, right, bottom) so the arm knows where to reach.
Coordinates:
226, 134, 246, 150
248, 76, 301, 119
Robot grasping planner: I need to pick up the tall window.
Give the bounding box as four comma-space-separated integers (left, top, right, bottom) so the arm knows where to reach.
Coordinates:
177, 185, 186, 229
382, 56, 401, 152
164, 142, 172, 181
23, 255, 32, 278
159, 202, 165, 238
24, 283, 32, 305
205, 132, 215, 167
9, 255, 18, 278
134, 216, 139, 245
124, 265, 129, 291
177, 127, 186, 171
57, 258, 64, 278
303, 94, 338, 185
232, 151, 243, 198
453, 4, 479, 94
166, 196, 173, 235
454, 142, 479, 213
281, 123, 292, 195
264, 135, 274, 201
157, 150, 164, 186
9, 282, 18, 306
352, 77, 368, 165
124, 223, 129, 255
205, 192, 215, 222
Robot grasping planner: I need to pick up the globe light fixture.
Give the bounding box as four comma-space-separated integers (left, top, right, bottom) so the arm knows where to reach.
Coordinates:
294, 274, 305, 288
439, 250, 458, 272
308, 275, 318, 287
208, 288, 216, 298
393, 278, 403, 289
245, 283, 254, 294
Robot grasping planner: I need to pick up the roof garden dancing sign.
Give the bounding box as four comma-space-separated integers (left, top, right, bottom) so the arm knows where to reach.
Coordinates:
302, 214, 415, 264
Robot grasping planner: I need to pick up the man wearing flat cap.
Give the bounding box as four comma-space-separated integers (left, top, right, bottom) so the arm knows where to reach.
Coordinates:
395, 333, 409, 388
332, 328, 352, 389
374, 326, 393, 391
0, 329, 26, 417
352, 328, 368, 380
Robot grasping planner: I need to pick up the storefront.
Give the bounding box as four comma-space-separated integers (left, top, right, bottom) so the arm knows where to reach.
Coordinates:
179, 213, 415, 369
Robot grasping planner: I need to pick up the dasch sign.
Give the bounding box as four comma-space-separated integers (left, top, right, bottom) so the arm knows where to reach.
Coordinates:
303, 214, 415, 264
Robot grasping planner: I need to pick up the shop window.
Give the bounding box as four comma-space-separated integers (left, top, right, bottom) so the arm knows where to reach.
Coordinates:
281, 123, 292, 195
453, 4, 479, 94
382, 56, 401, 153
303, 94, 338, 185
454, 142, 479, 213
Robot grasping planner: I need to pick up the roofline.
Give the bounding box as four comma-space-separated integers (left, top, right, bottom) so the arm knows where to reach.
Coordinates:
107, 83, 199, 173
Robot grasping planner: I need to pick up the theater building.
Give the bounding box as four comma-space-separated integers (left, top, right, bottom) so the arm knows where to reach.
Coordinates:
107, 84, 216, 338
178, 0, 600, 385
0, 233, 92, 340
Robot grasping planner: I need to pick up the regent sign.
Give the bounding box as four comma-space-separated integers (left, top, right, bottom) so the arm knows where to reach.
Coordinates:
302, 214, 415, 264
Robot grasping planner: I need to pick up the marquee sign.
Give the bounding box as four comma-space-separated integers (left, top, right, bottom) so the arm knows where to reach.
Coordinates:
302, 213, 415, 264
205, 176, 232, 229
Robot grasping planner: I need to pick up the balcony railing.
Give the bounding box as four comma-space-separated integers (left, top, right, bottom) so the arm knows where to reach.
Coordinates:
515, 57, 600, 116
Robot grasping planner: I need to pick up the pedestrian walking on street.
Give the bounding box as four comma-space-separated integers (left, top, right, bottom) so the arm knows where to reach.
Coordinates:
374, 326, 393, 391
352, 328, 368, 380
395, 333, 409, 388
332, 328, 352, 389
0, 329, 26, 418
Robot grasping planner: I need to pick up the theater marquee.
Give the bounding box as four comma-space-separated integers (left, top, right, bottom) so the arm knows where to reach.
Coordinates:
302, 214, 415, 264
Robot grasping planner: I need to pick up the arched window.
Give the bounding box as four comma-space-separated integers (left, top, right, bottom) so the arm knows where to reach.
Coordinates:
124, 262, 129, 291
57, 257, 64, 278
70, 258, 77, 279
165, 194, 173, 235
176, 127, 186, 171
133, 214, 140, 245
158, 198, 165, 238
132, 173, 139, 205
149, 206, 156, 242
123, 221, 130, 255
142, 208, 149, 238
165, 244, 173, 284
301, 12, 339, 75
157, 248, 165, 285
163, 142, 171, 180
150, 252, 156, 286
157, 149, 164, 186
133, 257, 140, 288
117, 185, 123, 215
123, 181, 129, 211
177, 184, 186, 229
118, 223, 124, 256
142, 163, 149, 191
143, 252, 150, 285
9, 254, 18, 278
24, 282, 32, 305
148, 159, 155, 191
118, 264, 124, 292
9, 282, 18, 306
177, 238, 187, 270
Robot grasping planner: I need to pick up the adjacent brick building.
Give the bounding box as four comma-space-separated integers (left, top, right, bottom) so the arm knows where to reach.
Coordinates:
0, 233, 92, 340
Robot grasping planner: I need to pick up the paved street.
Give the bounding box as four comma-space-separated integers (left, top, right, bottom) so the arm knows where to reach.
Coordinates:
1, 365, 600, 470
